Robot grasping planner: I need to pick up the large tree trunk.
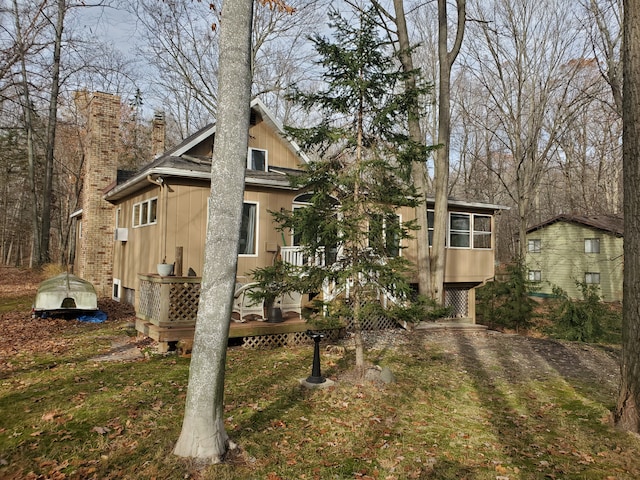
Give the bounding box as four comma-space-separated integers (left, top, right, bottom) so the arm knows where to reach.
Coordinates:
392, 0, 432, 296
173, 0, 254, 463
615, 0, 640, 432
431, 0, 465, 304
391, 0, 433, 297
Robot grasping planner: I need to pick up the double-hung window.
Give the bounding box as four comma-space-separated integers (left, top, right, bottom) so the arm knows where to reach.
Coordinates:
585, 238, 600, 254
585, 272, 601, 284
528, 239, 541, 253
239, 202, 258, 255
248, 148, 267, 171
132, 198, 158, 227
473, 215, 492, 249
449, 213, 471, 248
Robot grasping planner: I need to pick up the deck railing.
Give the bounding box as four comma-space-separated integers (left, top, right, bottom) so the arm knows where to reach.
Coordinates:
137, 274, 201, 328
280, 245, 326, 267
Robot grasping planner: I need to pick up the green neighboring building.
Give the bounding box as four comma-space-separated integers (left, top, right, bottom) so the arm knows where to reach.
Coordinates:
525, 215, 624, 302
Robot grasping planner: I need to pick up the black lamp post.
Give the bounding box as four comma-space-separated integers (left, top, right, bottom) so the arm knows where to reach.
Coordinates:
305, 330, 326, 384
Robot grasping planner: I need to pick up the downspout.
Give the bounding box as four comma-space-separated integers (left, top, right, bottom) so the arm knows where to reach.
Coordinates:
147, 175, 168, 263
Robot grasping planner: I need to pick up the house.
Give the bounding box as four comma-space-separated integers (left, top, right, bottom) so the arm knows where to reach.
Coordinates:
73, 92, 507, 343
525, 215, 624, 301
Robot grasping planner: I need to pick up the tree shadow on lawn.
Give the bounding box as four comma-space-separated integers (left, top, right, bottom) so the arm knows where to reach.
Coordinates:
451, 332, 625, 477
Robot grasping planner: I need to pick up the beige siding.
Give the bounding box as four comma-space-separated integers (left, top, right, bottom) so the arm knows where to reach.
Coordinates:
525, 222, 623, 301
112, 185, 163, 296
400, 205, 496, 285
248, 120, 302, 169
110, 110, 498, 306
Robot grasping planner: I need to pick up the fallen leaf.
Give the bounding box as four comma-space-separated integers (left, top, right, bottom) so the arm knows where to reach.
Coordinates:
42, 411, 58, 422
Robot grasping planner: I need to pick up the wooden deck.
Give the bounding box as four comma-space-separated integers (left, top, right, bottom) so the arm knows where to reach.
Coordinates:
136, 313, 344, 350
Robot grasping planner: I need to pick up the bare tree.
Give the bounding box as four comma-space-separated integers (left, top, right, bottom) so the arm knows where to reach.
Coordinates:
133, 0, 322, 136
464, 0, 594, 259
173, 0, 254, 463
615, 0, 640, 433
134, 0, 220, 136
430, 0, 465, 303
389, 0, 433, 297
583, 0, 623, 115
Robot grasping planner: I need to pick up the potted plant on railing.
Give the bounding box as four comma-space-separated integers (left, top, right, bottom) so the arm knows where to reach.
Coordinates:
157, 258, 174, 277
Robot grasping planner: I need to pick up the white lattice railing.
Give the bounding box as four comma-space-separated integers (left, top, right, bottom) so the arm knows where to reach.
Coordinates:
137, 274, 201, 328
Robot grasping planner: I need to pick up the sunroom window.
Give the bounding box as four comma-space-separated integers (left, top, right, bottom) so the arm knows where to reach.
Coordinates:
449, 213, 471, 248
473, 215, 492, 249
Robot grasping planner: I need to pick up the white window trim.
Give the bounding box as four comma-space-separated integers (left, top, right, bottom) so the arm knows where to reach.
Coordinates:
585, 272, 601, 284
472, 214, 492, 250
369, 213, 402, 257
528, 239, 542, 253
247, 147, 268, 171
585, 238, 600, 254
132, 197, 158, 228
448, 212, 471, 249
291, 202, 309, 246
528, 270, 541, 282
239, 201, 259, 257
112, 278, 121, 302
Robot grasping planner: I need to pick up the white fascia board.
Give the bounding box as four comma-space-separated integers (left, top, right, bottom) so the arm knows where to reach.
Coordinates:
104, 167, 212, 202
105, 167, 294, 202
244, 177, 295, 189
425, 196, 510, 212
171, 125, 217, 157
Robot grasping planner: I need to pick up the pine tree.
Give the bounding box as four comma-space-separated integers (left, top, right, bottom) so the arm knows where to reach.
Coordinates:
263, 7, 433, 372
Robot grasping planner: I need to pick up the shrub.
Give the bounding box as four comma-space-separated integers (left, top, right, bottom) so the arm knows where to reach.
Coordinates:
476, 261, 536, 332
386, 294, 452, 325
549, 282, 618, 343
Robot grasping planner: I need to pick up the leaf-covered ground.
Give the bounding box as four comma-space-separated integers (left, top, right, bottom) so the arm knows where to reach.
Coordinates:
1, 267, 639, 479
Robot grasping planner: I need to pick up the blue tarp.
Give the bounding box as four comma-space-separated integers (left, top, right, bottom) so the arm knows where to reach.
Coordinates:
76, 310, 108, 323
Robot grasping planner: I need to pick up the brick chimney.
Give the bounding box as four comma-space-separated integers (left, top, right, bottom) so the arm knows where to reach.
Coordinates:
76, 91, 120, 296
151, 111, 166, 157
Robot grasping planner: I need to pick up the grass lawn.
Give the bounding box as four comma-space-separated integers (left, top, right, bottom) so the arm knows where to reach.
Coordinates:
1, 268, 639, 479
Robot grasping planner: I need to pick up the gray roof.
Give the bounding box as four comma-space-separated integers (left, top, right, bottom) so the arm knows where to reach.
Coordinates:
527, 214, 624, 237
104, 99, 308, 203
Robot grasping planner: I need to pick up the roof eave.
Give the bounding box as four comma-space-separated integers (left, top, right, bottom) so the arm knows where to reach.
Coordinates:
104, 167, 296, 202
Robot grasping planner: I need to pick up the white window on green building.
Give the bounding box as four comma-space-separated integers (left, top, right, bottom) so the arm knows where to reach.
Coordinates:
585, 272, 600, 284
528, 270, 541, 282
528, 239, 541, 253
585, 238, 600, 253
